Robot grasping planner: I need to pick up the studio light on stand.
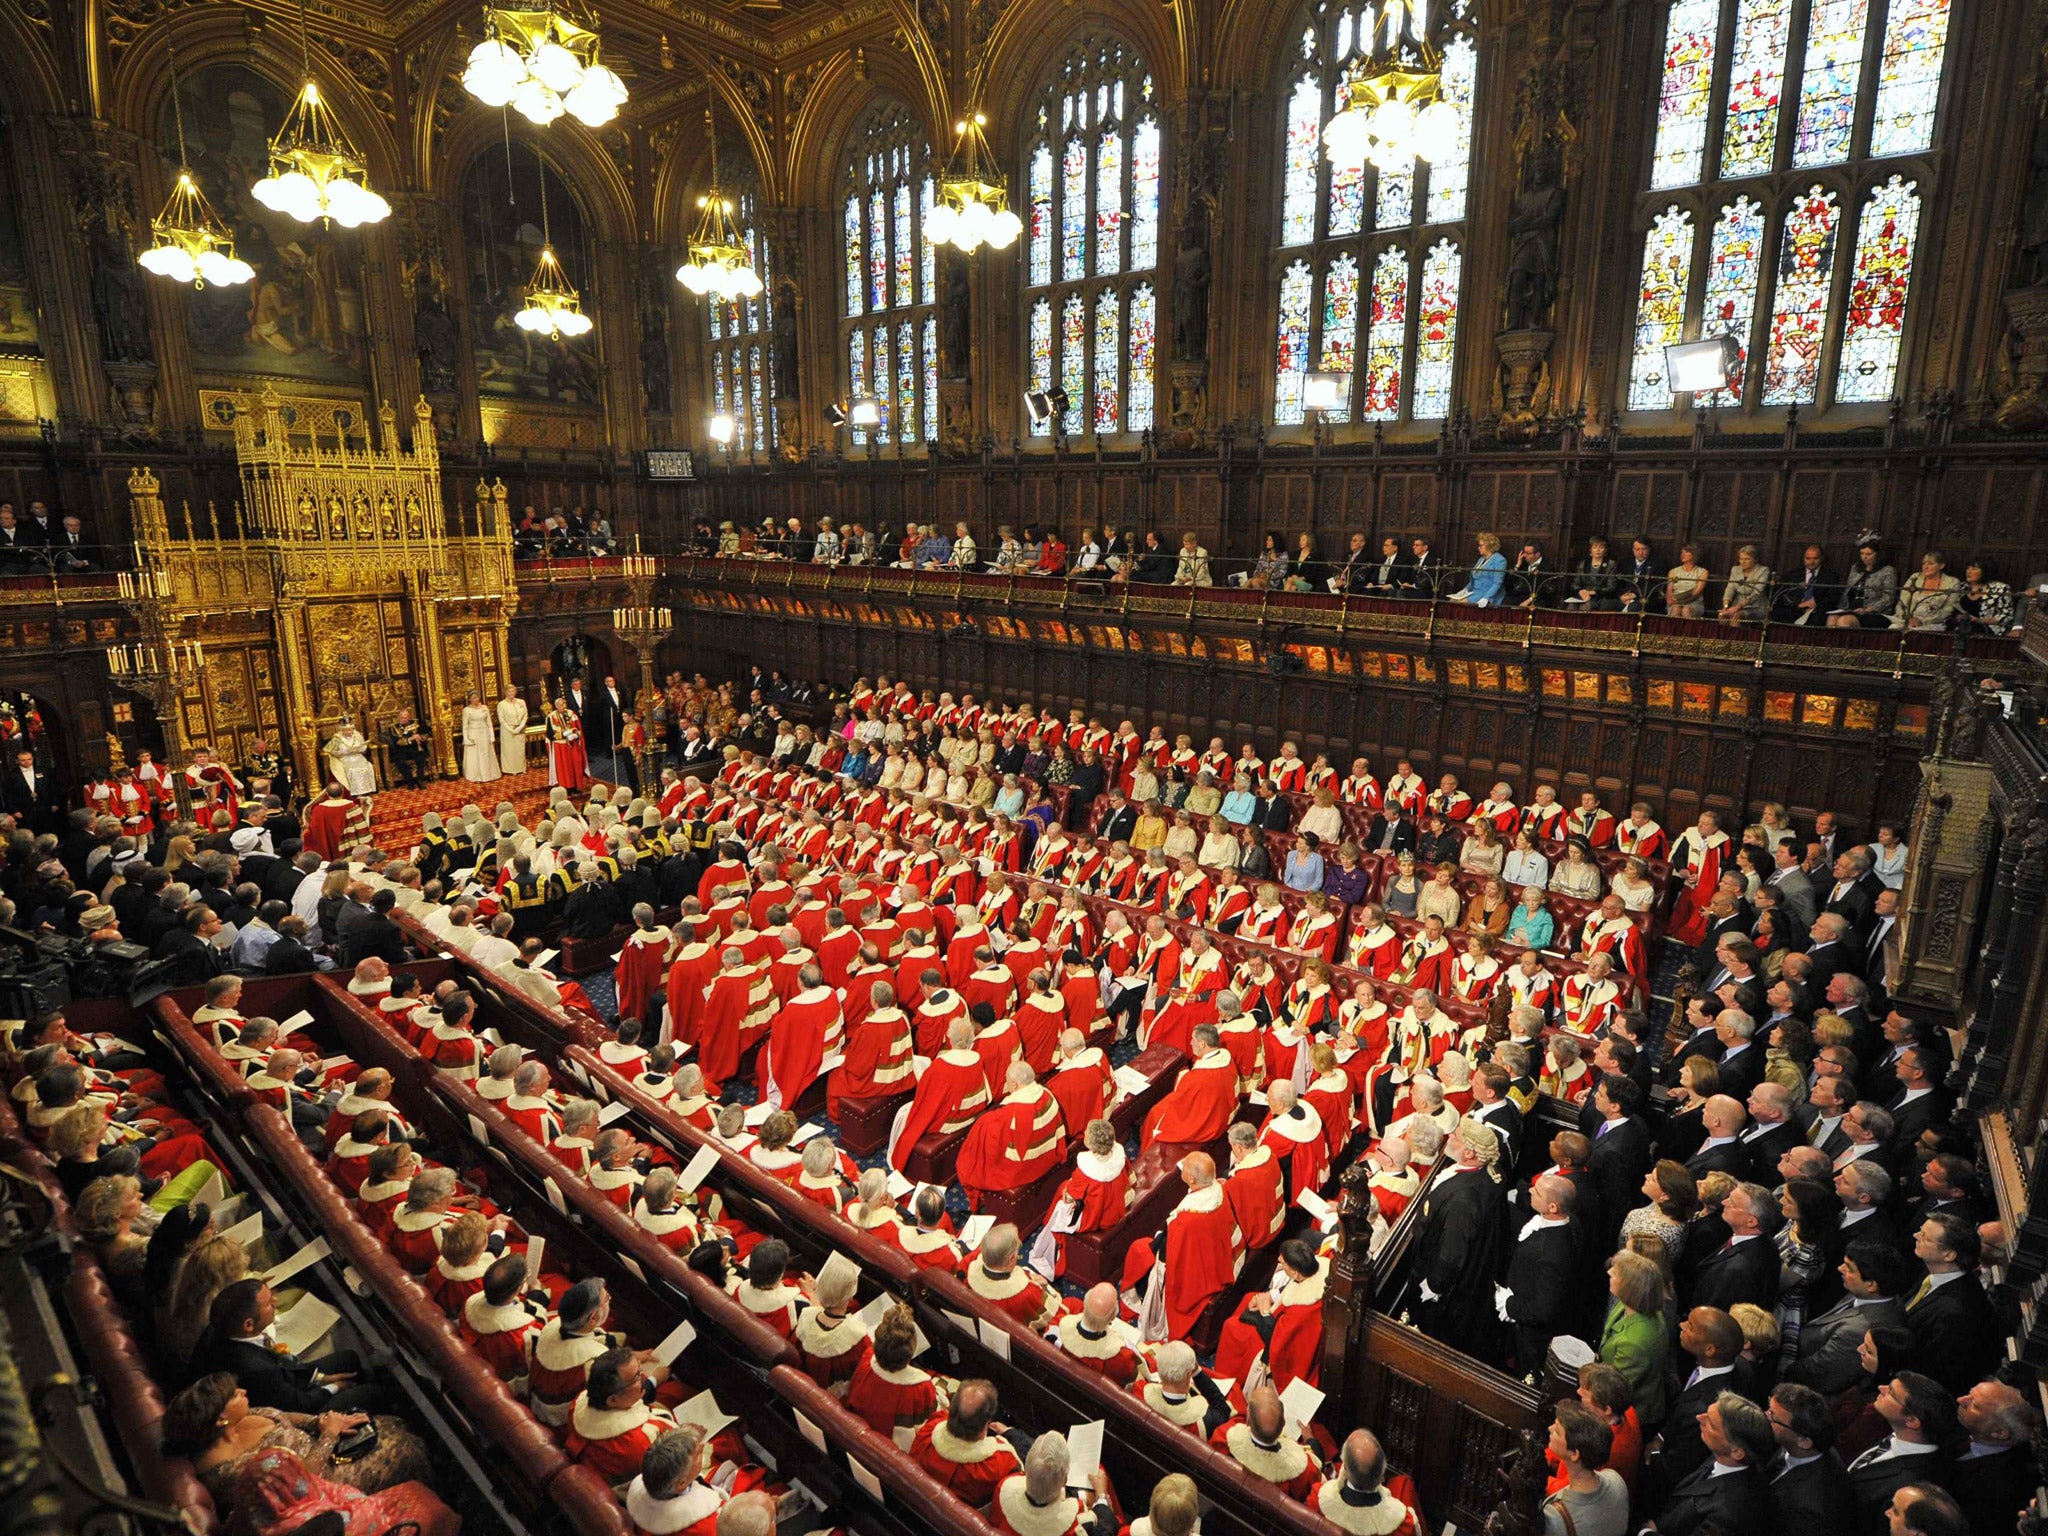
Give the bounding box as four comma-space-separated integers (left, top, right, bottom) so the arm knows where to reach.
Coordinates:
708, 410, 736, 447
849, 398, 882, 429
1303, 370, 1349, 445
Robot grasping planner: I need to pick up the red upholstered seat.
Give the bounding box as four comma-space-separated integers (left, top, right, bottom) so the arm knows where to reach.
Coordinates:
837, 1088, 914, 1154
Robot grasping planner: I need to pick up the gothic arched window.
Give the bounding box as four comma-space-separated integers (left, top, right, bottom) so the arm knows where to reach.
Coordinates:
1624, 0, 1953, 414
704, 185, 774, 454
1270, 1, 1477, 427
840, 104, 937, 447
1022, 39, 1163, 438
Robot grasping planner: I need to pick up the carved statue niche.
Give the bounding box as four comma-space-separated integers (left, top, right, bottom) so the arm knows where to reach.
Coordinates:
89, 221, 154, 365
772, 281, 800, 402
1503, 136, 1565, 333
638, 251, 672, 415
1172, 192, 1213, 364
941, 254, 971, 380
412, 277, 461, 396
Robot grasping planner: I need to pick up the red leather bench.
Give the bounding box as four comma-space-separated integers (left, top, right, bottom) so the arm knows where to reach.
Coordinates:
836, 1088, 914, 1155
1063, 1137, 1215, 1289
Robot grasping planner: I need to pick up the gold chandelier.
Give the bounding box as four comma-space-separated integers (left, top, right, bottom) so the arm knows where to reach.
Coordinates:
254, 2, 391, 227
140, 48, 252, 289
464, 7, 627, 127
924, 113, 1022, 253
514, 158, 592, 338
1323, 0, 1464, 172
676, 88, 762, 302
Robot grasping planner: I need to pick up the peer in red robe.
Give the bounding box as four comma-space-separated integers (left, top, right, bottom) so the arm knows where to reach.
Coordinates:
567, 1389, 681, 1483
614, 923, 671, 1028
964, 1238, 1063, 1331
1053, 1285, 1149, 1386
1140, 1036, 1239, 1149
887, 1031, 993, 1170
661, 934, 718, 1049
304, 787, 369, 859
1212, 1244, 1328, 1392
1045, 1034, 1117, 1139
1666, 816, 1729, 945
827, 998, 915, 1120
1046, 1133, 1130, 1278
1150, 1156, 1244, 1340
957, 1069, 1067, 1204
909, 1395, 1022, 1509
1221, 1130, 1286, 1252
792, 1303, 873, 1393
1257, 1086, 1329, 1199
1012, 988, 1066, 1074
763, 977, 843, 1110
696, 956, 776, 1095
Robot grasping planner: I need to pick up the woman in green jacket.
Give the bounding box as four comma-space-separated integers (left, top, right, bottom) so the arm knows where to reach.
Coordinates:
1599, 1250, 1672, 1428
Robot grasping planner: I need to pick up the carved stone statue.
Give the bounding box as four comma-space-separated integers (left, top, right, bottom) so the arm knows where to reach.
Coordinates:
1172, 199, 1212, 364
639, 302, 671, 414
1503, 139, 1566, 333
89, 224, 152, 365
941, 256, 970, 379
413, 280, 461, 395
2018, 93, 2048, 289
773, 291, 800, 401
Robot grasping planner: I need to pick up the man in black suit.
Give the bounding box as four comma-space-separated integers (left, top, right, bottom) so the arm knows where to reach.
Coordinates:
196, 1278, 385, 1412
154, 904, 230, 987
1655, 1391, 1773, 1536
1952, 1379, 2043, 1536
1408, 1118, 1506, 1354
1358, 536, 1412, 596
1469, 1063, 1522, 1168
1884, 1047, 1952, 1156
1499, 1172, 1581, 1373
1648, 1306, 1764, 1489
1765, 1381, 1855, 1531
343, 888, 408, 968
1710, 1010, 1767, 1102
0, 746, 56, 833
1398, 536, 1438, 599
1659, 995, 1727, 1088
1738, 1081, 1804, 1183
1903, 1214, 1999, 1395
1904, 1153, 1987, 1232
1782, 1239, 1912, 1396
1843, 1372, 1956, 1532
1685, 1182, 1781, 1312
1361, 806, 1418, 856
1329, 532, 1374, 594
262, 915, 327, 974
1834, 1159, 1902, 1255
331, 882, 377, 960
1097, 792, 1138, 844
1803, 914, 1861, 995
1820, 849, 1878, 934
1585, 1074, 1653, 1254
1685, 1094, 1753, 1180
1771, 544, 1842, 625
51, 513, 91, 572
1254, 784, 1292, 833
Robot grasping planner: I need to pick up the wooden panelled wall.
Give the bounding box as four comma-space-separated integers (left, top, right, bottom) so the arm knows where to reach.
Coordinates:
660, 571, 1951, 834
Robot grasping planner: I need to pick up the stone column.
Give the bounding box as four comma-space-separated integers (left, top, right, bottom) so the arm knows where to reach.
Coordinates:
1895, 758, 1995, 1008
49, 118, 157, 432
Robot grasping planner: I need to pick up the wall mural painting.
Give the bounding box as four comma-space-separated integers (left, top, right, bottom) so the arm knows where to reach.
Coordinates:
0, 133, 39, 351
460, 139, 602, 405
159, 66, 370, 386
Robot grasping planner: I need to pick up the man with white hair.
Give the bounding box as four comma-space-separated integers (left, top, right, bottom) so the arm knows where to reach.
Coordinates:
887, 1016, 992, 1171
1053, 1282, 1148, 1385
1409, 1116, 1506, 1352
1307, 1429, 1419, 1536
1045, 1026, 1116, 1137
696, 944, 776, 1097
1133, 1341, 1231, 1438
966, 1222, 1062, 1331
503, 1060, 562, 1145
1222, 1120, 1285, 1250
1140, 1021, 1239, 1148
1257, 1078, 1328, 1198
958, 1061, 1066, 1206
989, 1429, 1116, 1536
1386, 1072, 1458, 1145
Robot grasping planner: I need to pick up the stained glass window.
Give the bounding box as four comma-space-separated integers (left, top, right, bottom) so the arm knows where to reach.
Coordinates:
1024, 40, 1160, 436
1835, 175, 1920, 402
1699, 195, 1766, 404
1625, 0, 1952, 415
1317, 254, 1359, 424
1282, 76, 1323, 246
1030, 144, 1054, 287
1128, 284, 1156, 432
1274, 260, 1313, 426
1650, 0, 1720, 189
1270, 2, 1477, 427
1061, 138, 1088, 282
1094, 292, 1121, 432
839, 104, 932, 448
1870, 0, 1949, 156
1761, 187, 1840, 404
849, 331, 867, 445
1361, 247, 1408, 421
1719, 0, 1791, 178
1793, 0, 1868, 167
1061, 294, 1086, 435
696, 186, 772, 453
1627, 207, 1696, 409
1412, 240, 1460, 419
923, 317, 939, 442
748, 346, 765, 449
1029, 298, 1054, 437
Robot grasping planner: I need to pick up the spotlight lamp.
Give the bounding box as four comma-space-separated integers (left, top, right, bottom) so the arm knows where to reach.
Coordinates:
464, 7, 627, 127
708, 410, 736, 445
925, 113, 1024, 254
1303, 371, 1350, 414
1024, 389, 1052, 427
1663, 334, 1743, 395
823, 403, 849, 427
849, 398, 882, 428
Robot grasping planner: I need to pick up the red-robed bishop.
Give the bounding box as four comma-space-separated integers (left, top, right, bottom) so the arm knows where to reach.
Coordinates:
957, 1062, 1068, 1204
887, 1019, 993, 1170
763, 969, 843, 1110
1140, 1025, 1240, 1149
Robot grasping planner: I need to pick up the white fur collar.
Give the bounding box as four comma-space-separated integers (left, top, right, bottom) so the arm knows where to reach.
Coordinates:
929, 1420, 1005, 1465
571, 1395, 654, 1441
1075, 1146, 1127, 1182
794, 1308, 869, 1358
996, 1477, 1080, 1536
967, 1259, 1037, 1302
1225, 1423, 1310, 1481
625, 1480, 724, 1534
1172, 1184, 1226, 1216
464, 1295, 540, 1336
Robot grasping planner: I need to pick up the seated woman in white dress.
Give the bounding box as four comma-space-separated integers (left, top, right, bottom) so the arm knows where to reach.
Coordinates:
325, 721, 377, 796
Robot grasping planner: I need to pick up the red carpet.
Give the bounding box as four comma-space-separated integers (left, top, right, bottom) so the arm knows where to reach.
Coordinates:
362, 767, 558, 857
